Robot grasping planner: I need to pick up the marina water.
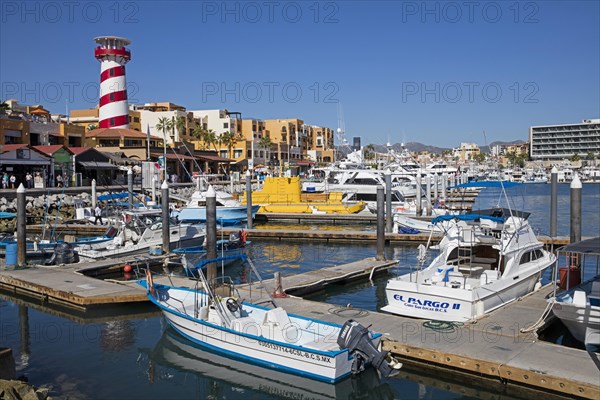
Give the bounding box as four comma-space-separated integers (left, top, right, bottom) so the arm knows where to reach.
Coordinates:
0, 184, 598, 399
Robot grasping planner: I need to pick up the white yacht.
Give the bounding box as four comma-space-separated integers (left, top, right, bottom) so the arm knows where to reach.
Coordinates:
382, 207, 556, 322
77, 209, 205, 259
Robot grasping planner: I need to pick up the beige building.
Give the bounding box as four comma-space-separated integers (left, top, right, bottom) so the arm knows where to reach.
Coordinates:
306, 125, 335, 163
452, 142, 481, 161
70, 106, 142, 132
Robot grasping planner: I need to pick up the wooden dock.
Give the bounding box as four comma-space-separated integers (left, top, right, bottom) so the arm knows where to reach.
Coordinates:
271, 285, 599, 399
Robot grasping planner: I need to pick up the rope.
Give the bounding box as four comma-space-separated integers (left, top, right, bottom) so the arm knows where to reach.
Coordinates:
422, 320, 464, 332
520, 298, 555, 334
328, 306, 369, 318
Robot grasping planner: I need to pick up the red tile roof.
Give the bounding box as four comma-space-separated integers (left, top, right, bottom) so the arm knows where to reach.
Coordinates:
199, 154, 233, 162
32, 145, 73, 156
150, 152, 196, 160
0, 144, 28, 153
86, 128, 161, 140
68, 146, 93, 155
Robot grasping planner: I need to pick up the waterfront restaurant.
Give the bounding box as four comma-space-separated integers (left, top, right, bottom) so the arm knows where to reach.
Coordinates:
0, 144, 52, 187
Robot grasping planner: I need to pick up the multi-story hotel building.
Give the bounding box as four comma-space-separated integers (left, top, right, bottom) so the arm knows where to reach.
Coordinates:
530, 119, 600, 162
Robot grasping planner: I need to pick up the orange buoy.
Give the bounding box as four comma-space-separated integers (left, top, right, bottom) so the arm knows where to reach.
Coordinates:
123, 264, 132, 273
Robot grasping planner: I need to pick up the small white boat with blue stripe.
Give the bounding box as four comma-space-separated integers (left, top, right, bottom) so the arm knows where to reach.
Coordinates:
140, 258, 400, 383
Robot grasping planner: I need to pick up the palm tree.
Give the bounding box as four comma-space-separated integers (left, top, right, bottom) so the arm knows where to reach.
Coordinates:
174, 116, 186, 142
156, 117, 173, 146
220, 131, 239, 159
204, 129, 218, 152
86, 123, 98, 131
258, 136, 272, 164
0, 102, 9, 115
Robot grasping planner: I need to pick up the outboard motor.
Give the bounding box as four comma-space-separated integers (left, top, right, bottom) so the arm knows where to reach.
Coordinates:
53, 242, 77, 265
337, 320, 401, 378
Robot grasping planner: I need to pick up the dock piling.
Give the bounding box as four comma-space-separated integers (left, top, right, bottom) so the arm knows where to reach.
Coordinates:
550, 166, 558, 238
385, 172, 392, 233
128, 168, 133, 210
416, 173, 422, 216
16, 184, 26, 267
152, 177, 157, 202
376, 186, 385, 260
570, 174, 582, 244
246, 170, 253, 230
161, 180, 170, 254
433, 174, 438, 201
441, 173, 447, 203
91, 179, 97, 209
426, 174, 432, 216
206, 185, 217, 283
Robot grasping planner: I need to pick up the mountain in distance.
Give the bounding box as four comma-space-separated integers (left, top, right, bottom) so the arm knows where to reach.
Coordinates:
336, 140, 526, 156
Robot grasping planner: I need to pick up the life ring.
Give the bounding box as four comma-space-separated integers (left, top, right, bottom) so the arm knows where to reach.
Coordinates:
146, 268, 155, 296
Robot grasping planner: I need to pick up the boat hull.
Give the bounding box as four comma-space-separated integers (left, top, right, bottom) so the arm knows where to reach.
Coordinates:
553, 303, 600, 345
383, 269, 544, 322
156, 304, 353, 383
177, 206, 259, 226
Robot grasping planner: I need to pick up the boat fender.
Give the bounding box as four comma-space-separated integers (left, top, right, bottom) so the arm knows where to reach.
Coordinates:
146, 269, 155, 296
240, 230, 247, 245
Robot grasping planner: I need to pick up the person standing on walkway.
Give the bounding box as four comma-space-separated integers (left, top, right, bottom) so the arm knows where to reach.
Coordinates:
1, 173, 8, 189
25, 172, 33, 189
9, 174, 16, 189
56, 174, 63, 188
94, 204, 103, 225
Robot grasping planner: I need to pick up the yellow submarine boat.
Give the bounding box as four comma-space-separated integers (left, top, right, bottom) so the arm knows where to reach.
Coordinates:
242, 176, 365, 214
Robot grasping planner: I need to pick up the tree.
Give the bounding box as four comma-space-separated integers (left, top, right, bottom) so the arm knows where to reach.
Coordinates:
220, 131, 239, 159
473, 152, 487, 163
174, 116, 186, 142
258, 136, 272, 164
156, 117, 173, 147
0, 102, 9, 114
86, 123, 98, 131
570, 153, 581, 162
203, 129, 218, 152
364, 144, 375, 160
586, 151, 595, 160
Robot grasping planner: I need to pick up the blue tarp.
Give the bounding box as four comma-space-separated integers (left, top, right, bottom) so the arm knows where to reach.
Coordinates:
97, 192, 150, 201
0, 212, 16, 219
449, 181, 522, 189
432, 213, 505, 225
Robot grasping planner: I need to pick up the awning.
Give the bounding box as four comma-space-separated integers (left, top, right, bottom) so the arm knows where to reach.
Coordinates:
78, 161, 119, 169
198, 154, 233, 163
557, 237, 600, 255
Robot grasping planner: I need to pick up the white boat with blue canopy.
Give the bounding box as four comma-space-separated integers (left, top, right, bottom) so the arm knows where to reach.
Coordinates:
549, 237, 600, 352
383, 183, 557, 322
140, 256, 401, 383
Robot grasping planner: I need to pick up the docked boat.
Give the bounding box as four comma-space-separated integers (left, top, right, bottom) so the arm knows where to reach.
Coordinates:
173, 231, 250, 273
245, 177, 365, 214
140, 257, 400, 383
76, 209, 205, 259
549, 237, 600, 351
145, 328, 387, 400
174, 187, 259, 226
393, 214, 444, 235
382, 207, 556, 322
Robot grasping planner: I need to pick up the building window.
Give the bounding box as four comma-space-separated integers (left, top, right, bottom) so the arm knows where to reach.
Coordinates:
133, 117, 140, 123
110, 69, 115, 76
124, 139, 142, 147
224, 123, 229, 129
247, 150, 252, 157
234, 149, 242, 158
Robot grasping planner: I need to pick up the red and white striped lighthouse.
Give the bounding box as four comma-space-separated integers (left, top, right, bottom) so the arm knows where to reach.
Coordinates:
94, 36, 131, 129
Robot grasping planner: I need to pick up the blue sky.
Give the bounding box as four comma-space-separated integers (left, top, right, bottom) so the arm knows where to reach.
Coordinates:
1, 1, 599, 147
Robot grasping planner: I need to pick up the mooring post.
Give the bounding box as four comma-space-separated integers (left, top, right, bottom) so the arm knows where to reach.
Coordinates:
128, 168, 133, 210
570, 174, 582, 244
161, 180, 170, 254
426, 174, 432, 216
91, 179, 97, 209
385, 172, 392, 233
151, 177, 157, 202
245, 170, 253, 230
376, 186, 385, 261
433, 174, 438, 202
16, 184, 26, 267
415, 173, 422, 216
441, 173, 447, 203
206, 185, 218, 284
550, 166, 558, 238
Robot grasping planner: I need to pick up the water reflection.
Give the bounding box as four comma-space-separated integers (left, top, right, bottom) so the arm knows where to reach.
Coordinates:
143, 328, 395, 400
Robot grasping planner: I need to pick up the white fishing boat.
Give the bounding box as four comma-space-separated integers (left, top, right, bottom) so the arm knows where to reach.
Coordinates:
76, 209, 205, 259
146, 328, 386, 400
394, 214, 444, 234
549, 237, 600, 351
140, 258, 400, 383
382, 205, 556, 322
